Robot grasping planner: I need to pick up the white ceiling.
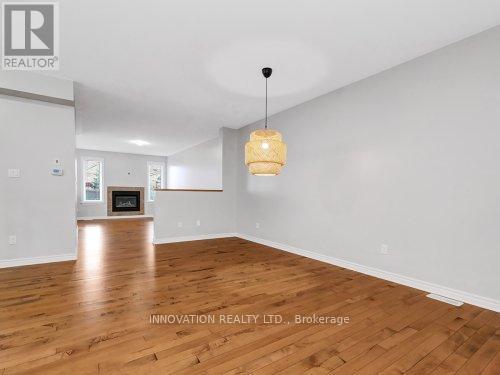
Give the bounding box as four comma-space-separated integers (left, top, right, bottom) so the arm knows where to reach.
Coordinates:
49, 0, 500, 156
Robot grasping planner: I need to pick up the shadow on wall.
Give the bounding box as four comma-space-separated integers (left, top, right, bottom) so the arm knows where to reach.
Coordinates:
166, 136, 223, 190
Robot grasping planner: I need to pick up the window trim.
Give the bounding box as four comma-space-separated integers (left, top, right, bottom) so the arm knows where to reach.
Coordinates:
82, 157, 104, 203
147, 161, 165, 202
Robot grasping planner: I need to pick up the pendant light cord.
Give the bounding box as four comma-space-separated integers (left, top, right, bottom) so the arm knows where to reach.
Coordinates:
265, 77, 268, 130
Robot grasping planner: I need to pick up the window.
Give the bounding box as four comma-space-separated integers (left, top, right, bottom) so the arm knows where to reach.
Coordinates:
148, 162, 164, 201
83, 158, 103, 202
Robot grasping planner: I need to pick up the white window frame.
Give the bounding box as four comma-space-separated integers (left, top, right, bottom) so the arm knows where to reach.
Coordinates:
147, 161, 165, 202
82, 157, 104, 203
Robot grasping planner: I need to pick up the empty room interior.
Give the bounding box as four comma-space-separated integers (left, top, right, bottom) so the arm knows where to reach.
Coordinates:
1, 1, 500, 374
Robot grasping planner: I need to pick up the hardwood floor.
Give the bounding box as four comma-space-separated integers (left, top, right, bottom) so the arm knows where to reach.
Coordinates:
0, 219, 498, 374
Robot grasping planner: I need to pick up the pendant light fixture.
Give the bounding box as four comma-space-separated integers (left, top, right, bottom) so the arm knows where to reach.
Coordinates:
245, 67, 287, 176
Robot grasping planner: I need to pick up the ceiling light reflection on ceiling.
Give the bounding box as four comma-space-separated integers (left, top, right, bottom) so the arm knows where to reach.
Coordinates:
207, 40, 327, 97
130, 140, 150, 146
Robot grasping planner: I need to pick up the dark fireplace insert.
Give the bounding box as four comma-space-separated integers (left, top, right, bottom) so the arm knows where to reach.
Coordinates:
112, 190, 141, 212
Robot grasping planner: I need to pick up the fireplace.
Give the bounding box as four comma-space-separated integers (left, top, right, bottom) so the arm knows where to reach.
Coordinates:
107, 186, 144, 216
112, 191, 140, 212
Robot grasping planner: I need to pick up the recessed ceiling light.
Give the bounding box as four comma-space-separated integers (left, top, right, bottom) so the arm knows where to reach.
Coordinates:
130, 140, 150, 146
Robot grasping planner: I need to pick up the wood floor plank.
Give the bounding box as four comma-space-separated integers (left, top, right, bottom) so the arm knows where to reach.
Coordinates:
481, 352, 500, 374
406, 326, 474, 374
378, 326, 453, 374
433, 353, 469, 375
457, 330, 499, 374
0, 219, 497, 374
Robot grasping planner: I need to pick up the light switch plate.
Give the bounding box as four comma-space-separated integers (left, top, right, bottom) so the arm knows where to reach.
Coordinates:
51, 167, 63, 176
8, 169, 20, 178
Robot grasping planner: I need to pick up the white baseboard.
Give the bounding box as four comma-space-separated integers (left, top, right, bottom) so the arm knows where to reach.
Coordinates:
153, 233, 237, 245
236, 233, 500, 313
77, 215, 153, 221
0, 253, 77, 269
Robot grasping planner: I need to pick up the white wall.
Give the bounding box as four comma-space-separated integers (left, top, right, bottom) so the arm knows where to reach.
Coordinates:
76, 149, 166, 218
0, 70, 74, 101
0, 94, 76, 266
166, 137, 222, 189
154, 128, 237, 241
237, 27, 500, 306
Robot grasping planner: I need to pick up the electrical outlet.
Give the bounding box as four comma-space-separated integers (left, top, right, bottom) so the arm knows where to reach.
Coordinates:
196, 220, 201, 226
8, 235, 16, 245
255, 223, 260, 229
177, 222, 183, 228
380, 244, 389, 255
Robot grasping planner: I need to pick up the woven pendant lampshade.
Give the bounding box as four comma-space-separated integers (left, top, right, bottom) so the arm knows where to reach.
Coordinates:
245, 129, 287, 175
245, 67, 287, 176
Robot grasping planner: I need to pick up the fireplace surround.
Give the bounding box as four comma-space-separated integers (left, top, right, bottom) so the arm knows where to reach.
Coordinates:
107, 186, 144, 216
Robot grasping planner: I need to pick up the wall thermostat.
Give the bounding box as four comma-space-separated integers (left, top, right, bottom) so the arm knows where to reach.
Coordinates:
51, 167, 63, 176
